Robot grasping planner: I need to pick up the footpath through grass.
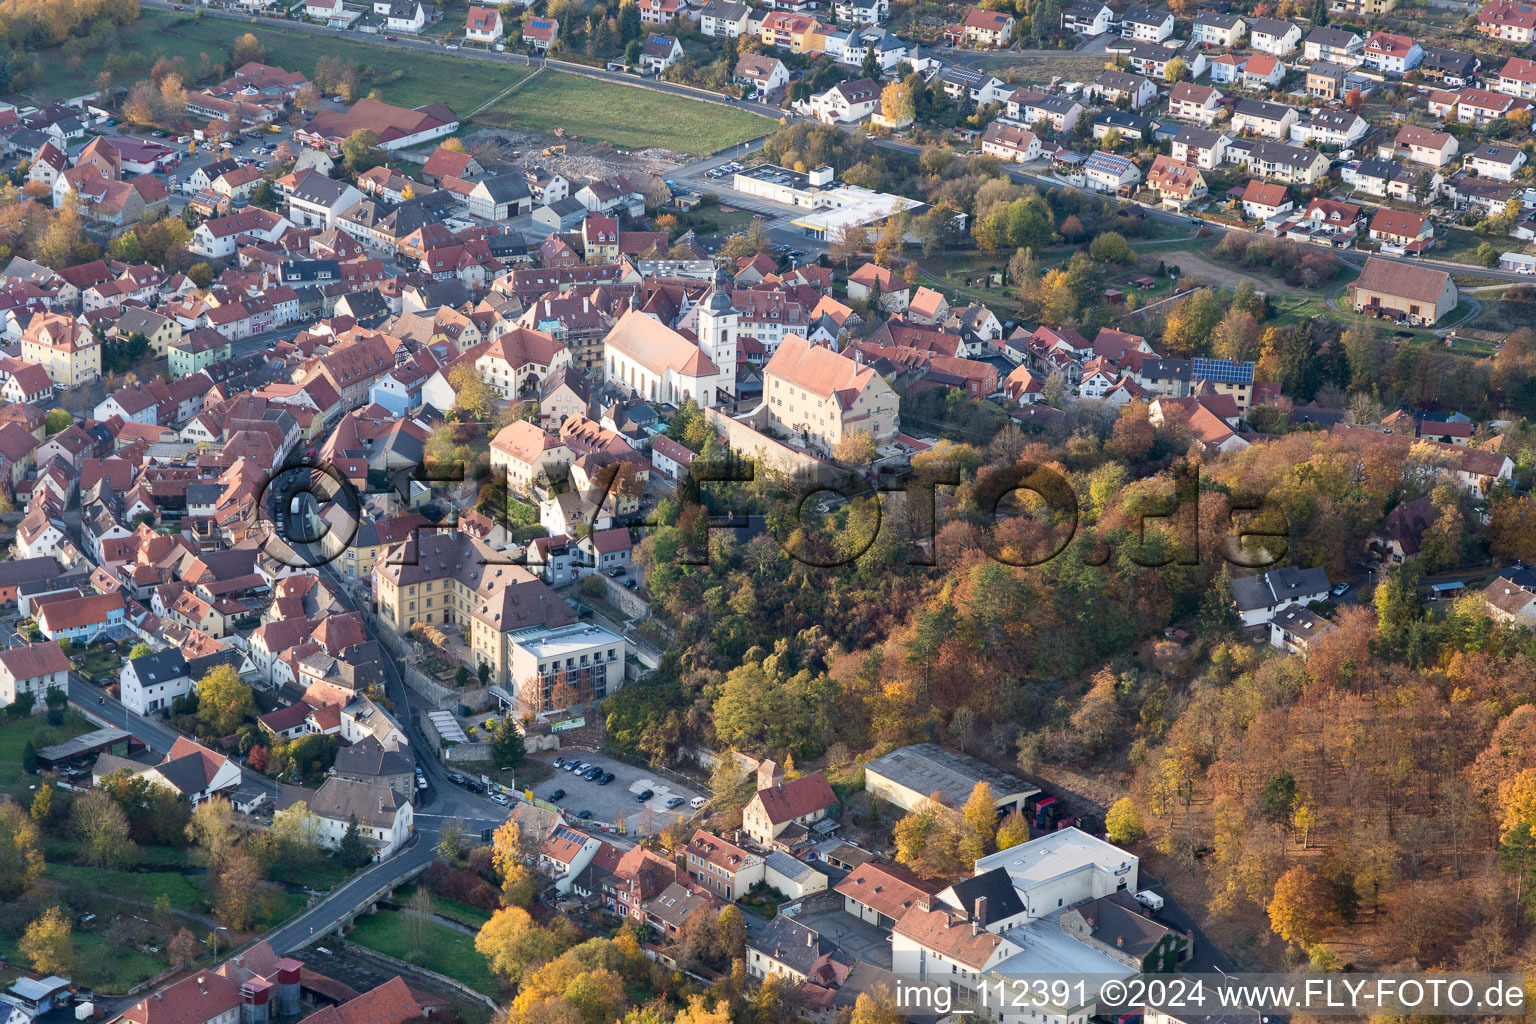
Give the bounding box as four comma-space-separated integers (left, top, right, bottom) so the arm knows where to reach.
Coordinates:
477, 72, 773, 153
347, 909, 502, 997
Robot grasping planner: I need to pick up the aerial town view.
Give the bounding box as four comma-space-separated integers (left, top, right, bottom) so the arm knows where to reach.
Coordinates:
0, 0, 1534, 1020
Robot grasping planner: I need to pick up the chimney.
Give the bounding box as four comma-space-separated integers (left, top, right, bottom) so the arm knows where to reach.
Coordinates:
976, 896, 988, 926
806, 930, 814, 947
971, 919, 979, 936
1117, 936, 1125, 948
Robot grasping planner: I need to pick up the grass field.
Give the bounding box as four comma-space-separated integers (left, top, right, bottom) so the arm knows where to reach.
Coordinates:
347, 910, 502, 996
0, 930, 168, 993
962, 51, 1108, 83
476, 72, 772, 153
46, 863, 207, 907
0, 712, 89, 795
16, 10, 526, 114
394, 884, 493, 929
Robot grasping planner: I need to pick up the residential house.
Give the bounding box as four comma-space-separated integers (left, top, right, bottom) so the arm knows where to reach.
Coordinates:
1231, 99, 1296, 139
1167, 82, 1221, 125
1381, 125, 1457, 167
1080, 150, 1141, 192
1061, 1, 1113, 35
1191, 11, 1245, 46
1171, 126, 1230, 170
1303, 26, 1363, 64
1368, 208, 1434, 253
958, 7, 1015, 47
1479, 0, 1536, 43
1465, 142, 1527, 181
1119, 5, 1173, 42
1146, 155, 1206, 210
742, 761, 839, 846
0, 641, 70, 710
464, 4, 504, 42
1240, 180, 1292, 220
981, 122, 1041, 162
1350, 256, 1457, 325
1362, 32, 1422, 73
1230, 566, 1330, 627
1247, 16, 1300, 55
1305, 62, 1349, 100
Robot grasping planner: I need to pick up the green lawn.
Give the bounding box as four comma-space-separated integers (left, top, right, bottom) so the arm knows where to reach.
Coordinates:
45, 863, 207, 908
0, 930, 168, 994
476, 72, 772, 154
76, 932, 171, 992
394, 884, 493, 929
13, 10, 527, 114
347, 910, 502, 997
0, 712, 89, 795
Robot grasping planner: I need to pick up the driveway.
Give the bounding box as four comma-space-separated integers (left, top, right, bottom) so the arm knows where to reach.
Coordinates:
796, 908, 893, 969
527, 752, 702, 835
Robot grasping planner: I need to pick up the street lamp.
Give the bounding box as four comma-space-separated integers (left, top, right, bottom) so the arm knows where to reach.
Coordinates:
207, 925, 230, 959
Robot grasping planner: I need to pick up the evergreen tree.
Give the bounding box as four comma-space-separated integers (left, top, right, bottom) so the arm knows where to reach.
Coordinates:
338, 814, 371, 868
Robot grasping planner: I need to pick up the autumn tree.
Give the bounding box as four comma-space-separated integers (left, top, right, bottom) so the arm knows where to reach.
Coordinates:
491, 818, 535, 906
72, 789, 133, 880
217, 848, 264, 930
186, 796, 241, 868
232, 32, 265, 65
833, 428, 876, 467
1105, 797, 1145, 843
961, 782, 997, 860
197, 664, 253, 735
880, 80, 916, 125
476, 906, 564, 980
168, 927, 200, 967
1267, 865, 1332, 948
19, 907, 73, 976
270, 804, 324, 865
996, 811, 1030, 851
448, 363, 497, 422
892, 796, 968, 878
848, 985, 902, 1024
340, 129, 386, 175
0, 799, 45, 899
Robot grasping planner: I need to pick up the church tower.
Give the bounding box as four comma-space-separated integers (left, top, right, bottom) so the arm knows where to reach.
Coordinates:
697, 267, 738, 401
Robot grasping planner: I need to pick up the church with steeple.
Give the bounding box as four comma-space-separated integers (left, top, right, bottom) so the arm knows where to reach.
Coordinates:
600, 268, 738, 410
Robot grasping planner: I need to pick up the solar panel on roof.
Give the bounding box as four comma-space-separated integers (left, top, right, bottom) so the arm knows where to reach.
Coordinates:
1191, 357, 1255, 383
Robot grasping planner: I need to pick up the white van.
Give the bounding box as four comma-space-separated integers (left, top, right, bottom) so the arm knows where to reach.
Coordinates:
689, 796, 707, 810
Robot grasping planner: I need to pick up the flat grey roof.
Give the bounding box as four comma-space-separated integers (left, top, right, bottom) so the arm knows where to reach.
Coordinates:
865, 743, 1039, 805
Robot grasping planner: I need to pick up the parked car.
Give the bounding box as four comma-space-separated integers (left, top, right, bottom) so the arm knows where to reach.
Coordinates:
1332, 582, 1351, 596
636, 789, 654, 802
624, 579, 637, 590
689, 796, 707, 809
447, 771, 466, 785
665, 796, 684, 809
607, 567, 624, 577
554, 758, 567, 769
584, 768, 602, 780
491, 793, 509, 806
576, 810, 593, 819
549, 788, 566, 801
602, 771, 615, 784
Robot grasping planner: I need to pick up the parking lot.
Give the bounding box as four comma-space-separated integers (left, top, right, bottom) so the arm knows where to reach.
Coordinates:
526, 752, 703, 835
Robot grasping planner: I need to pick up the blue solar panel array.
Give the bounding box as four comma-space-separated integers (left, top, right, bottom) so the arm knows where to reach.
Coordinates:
1192, 357, 1255, 384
